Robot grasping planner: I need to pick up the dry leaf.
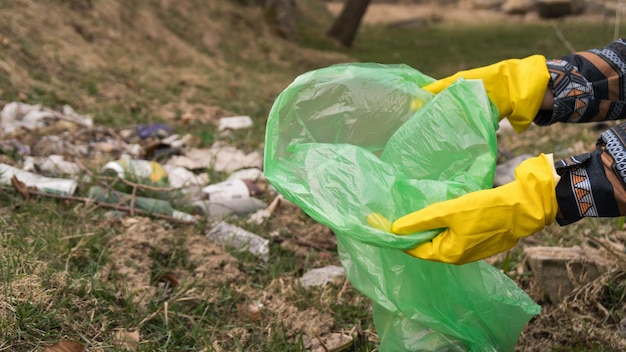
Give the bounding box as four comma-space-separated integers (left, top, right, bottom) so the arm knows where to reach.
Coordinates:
43, 340, 85, 352
237, 300, 264, 322
157, 272, 180, 288
10, 175, 31, 200
113, 329, 140, 351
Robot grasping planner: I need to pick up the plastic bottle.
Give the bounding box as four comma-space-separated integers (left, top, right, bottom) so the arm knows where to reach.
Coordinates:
102, 157, 168, 185
87, 186, 194, 222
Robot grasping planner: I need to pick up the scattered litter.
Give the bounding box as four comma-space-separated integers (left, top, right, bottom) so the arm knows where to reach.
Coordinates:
165, 145, 262, 174
227, 167, 264, 181
0, 102, 92, 135
206, 222, 269, 261
60, 104, 94, 128
494, 154, 532, 186
0, 163, 78, 195
497, 118, 514, 135
300, 265, 345, 289
0, 100, 270, 226
162, 164, 208, 189
160, 133, 189, 149
247, 194, 282, 225
203, 179, 252, 202
0, 139, 30, 155
23, 155, 82, 177
218, 115, 253, 131
302, 332, 354, 352
102, 157, 168, 185
165, 154, 206, 170
193, 197, 267, 219
87, 186, 195, 222
136, 123, 173, 139
238, 300, 264, 322
33, 135, 88, 157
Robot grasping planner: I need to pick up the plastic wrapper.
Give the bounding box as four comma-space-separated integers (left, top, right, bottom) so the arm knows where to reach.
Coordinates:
263, 63, 541, 351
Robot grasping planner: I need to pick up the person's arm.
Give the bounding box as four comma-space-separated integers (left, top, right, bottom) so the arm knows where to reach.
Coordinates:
391, 121, 626, 265
525, 39, 626, 224
425, 38, 626, 131
541, 87, 554, 111
391, 153, 559, 264
389, 39, 626, 264
535, 38, 626, 126
421, 55, 550, 133
554, 123, 626, 225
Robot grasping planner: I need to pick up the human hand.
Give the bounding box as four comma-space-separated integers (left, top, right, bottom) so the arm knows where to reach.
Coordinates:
422, 56, 550, 133
392, 154, 559, 264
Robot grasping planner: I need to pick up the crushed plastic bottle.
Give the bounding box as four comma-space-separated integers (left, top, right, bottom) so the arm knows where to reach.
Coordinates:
206, 222, 269, 261
87, 186, 194, 222
0, 163, 77, 195
102, 157, 168, 185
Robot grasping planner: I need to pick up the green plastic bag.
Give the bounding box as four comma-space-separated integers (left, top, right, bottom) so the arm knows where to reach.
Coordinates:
264, 63, 541, 351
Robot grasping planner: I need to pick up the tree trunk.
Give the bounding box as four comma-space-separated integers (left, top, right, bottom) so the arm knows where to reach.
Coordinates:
327, 0, 371, 47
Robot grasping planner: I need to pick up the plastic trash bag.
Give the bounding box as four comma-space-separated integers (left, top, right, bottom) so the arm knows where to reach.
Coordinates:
264, 63, 541, 351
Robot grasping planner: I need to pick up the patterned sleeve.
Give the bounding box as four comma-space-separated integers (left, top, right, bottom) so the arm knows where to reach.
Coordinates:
554, 123, 626, 225
535, 38, 626, 126
527, 39, 626, 225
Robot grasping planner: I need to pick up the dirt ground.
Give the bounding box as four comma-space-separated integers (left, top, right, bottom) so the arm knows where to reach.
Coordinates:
326, 1, 607, 26
3, 1, 626, 350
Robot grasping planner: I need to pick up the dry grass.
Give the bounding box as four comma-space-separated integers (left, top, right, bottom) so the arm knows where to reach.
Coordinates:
3, 0, 626, 351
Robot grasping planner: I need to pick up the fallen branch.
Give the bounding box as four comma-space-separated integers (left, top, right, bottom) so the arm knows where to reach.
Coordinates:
99, 175, 177, 192
0, 185, 196, 224
272, 234, 335, 252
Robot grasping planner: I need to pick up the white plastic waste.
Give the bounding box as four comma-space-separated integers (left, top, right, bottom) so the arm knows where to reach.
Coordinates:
202, 179, 250, 202
206, 222, 269, 262
23, 155, 82, 176
218, 115, 253, 131
162, 164, 209, 189
0, 102, 92, 134
300, 265, 346, 289
0, 163, 77, 195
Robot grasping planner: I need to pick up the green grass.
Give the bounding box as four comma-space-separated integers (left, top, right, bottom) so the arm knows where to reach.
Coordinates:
299, 17, 624, 77
3, 2, 626, 351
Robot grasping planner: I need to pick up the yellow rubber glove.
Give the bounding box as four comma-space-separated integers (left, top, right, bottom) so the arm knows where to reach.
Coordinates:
422, 55, 550, 133
392, 154, 559, 265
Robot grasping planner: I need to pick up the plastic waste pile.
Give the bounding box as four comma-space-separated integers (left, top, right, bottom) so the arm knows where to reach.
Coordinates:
0, 101, 271, 257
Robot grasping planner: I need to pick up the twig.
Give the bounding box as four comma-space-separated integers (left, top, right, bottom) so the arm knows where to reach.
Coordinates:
272, 234, 334, 252
596, 301, 610, 318
336, 277, 350, 302
315, 333, 330, 352
59, 232, 96, 240
137, 306, 163, 328
164, 301, 169, 327
130, 183, 137, 217
73, 158, 93, 179
100, 175, 177, 192
0, 185, 195, 224
551, 22, 576, 52
583, 233, 626, 262
43, 107, 92, 128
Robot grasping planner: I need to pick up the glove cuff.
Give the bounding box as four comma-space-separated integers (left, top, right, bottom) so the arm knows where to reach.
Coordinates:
514, 153, 559, 227
505, 55, 551, 133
